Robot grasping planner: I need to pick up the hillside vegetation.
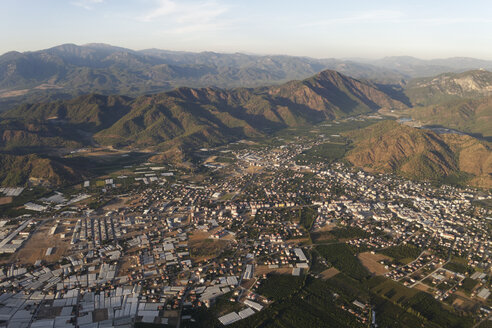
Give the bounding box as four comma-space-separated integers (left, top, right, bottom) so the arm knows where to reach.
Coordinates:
0, 154, 81, 187
408, 96, 492, 138
344, 121, 492, 188
1, 70, 406, 153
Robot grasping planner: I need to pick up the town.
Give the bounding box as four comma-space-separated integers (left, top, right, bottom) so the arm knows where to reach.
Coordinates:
0, 119, 490, 328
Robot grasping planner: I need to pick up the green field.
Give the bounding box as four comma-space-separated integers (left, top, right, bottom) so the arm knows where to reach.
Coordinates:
378, 244, 421, 265
444, 257, 474, 275
460, 278, 478, 294
316, 243, 370, 280
295, 142, 348, 165
256, 274, 305, 301
299, 206, 317, 230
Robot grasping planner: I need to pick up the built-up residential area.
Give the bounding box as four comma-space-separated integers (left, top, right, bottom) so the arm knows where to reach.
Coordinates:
0, 118, 490, 328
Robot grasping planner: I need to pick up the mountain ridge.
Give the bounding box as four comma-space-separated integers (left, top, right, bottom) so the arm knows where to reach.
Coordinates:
404, 69, 492, 106
1, 69, 406, 153
4, 43, 492, 112
344, 120, 492, 188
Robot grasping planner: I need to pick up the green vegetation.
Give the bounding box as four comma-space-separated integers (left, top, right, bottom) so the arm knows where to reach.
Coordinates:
299, 206, 317, 230
189, 270, 475, 328
311, 226, 372, 245
0, 186, 50, 218
0, 69, 409, 189
370, 277, 476, 327
378, 244, 421, 265
477, 320, 492, 328
444, 257, 474, 275
409, 96, 492, 139
371, 294, 437, 328
371, 278, 418, 305
460, 278, 478, 294
231, 276, 366, 328
256, 274, 305, 301
0, 153, 81, 187
295, 142, 348, 165
316, 244, 370, 280
329, 226, 371, 240
406, 292, 475, 328
1, 68, 405, 154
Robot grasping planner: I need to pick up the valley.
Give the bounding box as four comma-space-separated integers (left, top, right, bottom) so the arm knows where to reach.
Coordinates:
0, 44, 490, 328
0, 117, 489, 328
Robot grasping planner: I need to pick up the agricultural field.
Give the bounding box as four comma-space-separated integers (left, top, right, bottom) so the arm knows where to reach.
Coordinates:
316, 244, 370, 280
378, 244, 422, 265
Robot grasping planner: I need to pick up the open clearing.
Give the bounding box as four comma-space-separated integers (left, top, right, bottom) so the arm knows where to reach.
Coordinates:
319, 267, 340, 279
358, 252, 392, 275
4, 221, 70, 265
0, 197, 12, 205
310, 231, 336, 243
103, 196, 131, 211
414, 282, 433, 292
188, 229, 230, 262
255, 265, 293, 276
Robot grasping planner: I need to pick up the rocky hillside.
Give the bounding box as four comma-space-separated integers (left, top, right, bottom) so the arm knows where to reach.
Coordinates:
344, 121, 492, 188
268, 70, 407, 113
405, 70, 492, 106
440, 133, 492, 189
93, 70, 406, 149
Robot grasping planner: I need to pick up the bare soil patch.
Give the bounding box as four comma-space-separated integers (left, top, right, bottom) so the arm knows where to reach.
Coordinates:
8, 221, 70, 265
0, 197, 12, 205
414, 282, 433, 292
189, 230, 230, 262
358, 252, 392, 275
310, 231, 336, 243
319, 267, 340, 280
255, 265, 293, 277
0, 89, 29, 98
103, 196, 131, 211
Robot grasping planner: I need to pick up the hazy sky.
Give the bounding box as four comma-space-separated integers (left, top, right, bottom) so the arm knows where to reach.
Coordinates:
1, 0, 492, 59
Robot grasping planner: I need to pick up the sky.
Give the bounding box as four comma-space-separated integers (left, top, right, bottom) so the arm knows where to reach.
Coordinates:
1, 0, 492, 59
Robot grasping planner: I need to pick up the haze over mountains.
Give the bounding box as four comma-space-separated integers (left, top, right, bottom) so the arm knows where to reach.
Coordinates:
2, 43, 492, 111
0, 44, 491, 188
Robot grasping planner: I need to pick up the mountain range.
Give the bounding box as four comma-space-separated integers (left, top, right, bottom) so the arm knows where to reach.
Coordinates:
397, 70, 492, 139
0, 70, 406, 153
404, 70, 492, 106
0, 68, 412, 186
3, 43, 492, 112
0, 45, 491, 188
